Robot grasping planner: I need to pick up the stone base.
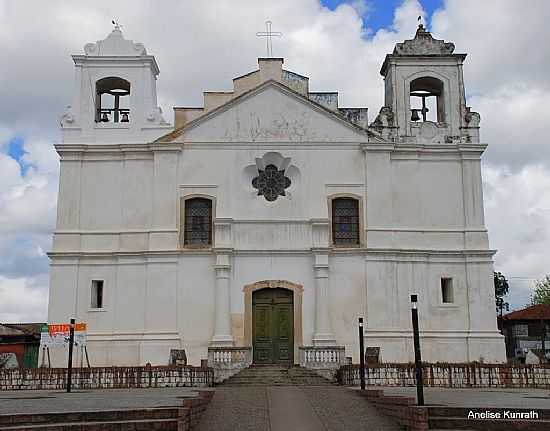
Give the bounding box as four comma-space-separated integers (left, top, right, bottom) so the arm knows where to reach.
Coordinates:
312, 333, 337, 347
209, 335, 234, 347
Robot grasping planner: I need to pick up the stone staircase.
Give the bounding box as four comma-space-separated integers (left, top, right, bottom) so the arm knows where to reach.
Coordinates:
0, 390, 214, 431
221, 364, 334, 386
0, 408, 180, 430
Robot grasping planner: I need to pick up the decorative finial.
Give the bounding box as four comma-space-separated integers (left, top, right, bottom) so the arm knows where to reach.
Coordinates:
256, 21, 283, 57
112, 19, 123, 31
418, 15, 424, 30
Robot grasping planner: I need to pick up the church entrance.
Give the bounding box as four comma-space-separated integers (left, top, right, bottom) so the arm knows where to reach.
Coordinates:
252, 288, 294, 364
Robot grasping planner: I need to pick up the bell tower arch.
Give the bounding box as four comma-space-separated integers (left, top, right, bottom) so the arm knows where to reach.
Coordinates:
60, 23, 170, 143
376, 24, 479, 143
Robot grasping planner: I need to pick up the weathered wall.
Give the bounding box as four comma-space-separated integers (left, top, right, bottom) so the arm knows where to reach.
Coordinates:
0, 365, 213, 391
339, 363, 550, 389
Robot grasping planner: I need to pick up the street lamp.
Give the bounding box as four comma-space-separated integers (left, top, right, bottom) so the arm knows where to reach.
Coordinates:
411, 295, 424, 406
358, 317, 366, 390
67, 318, 75, 393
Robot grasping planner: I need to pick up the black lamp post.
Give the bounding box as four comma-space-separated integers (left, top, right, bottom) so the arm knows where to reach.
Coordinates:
411, 295, 424, 406
66, 318, 75, 393
358, 317, 366, 390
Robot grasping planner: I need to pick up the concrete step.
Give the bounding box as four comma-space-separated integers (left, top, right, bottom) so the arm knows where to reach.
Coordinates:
224, 383, 292, 386
429, 407, 550, 420
0, 418, 178, 430
223, 383, 294, 387
429, 417, 550, 431
0, 408, 179, 427
221, 365, 334, 387
234, 373, 289, 378
224, 379, 291, 384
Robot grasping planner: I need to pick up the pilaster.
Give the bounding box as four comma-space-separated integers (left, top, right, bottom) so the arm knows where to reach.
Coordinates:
311, 219, 336, 345
211, 219, 234, 346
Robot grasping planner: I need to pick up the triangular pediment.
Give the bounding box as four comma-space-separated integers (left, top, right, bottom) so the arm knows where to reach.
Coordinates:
158, 80, 371, 143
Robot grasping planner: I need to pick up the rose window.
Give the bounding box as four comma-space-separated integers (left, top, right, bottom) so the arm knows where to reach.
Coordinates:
252, 164, 291, 202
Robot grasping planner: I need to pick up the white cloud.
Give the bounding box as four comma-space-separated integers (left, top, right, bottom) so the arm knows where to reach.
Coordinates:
484, 164, 550, 273
432, 1, 550, 95
471, 87, 550, 168
0, 136, 59, 236
484, 164, 550, 308
0, 126, 13, 151
349, 0, 369, 17
0, 276, 48, 322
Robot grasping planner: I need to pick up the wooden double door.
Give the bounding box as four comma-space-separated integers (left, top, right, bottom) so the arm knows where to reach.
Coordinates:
252, 288, 294, 364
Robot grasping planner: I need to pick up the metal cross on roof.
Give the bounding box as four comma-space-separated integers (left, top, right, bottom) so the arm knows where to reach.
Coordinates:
256, 21, 282, 57
112, 19, 123, 31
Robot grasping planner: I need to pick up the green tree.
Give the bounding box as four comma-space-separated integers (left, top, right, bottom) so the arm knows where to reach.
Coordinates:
494, 271, 510, 316
532, 275, 550, 305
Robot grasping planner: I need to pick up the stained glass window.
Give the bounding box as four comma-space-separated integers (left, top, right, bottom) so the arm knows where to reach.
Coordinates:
252, 164, 291, 202
332, 198, 360, 245
184, 198, 212, 246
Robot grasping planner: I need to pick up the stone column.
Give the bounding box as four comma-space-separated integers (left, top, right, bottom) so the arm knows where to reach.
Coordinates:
211, 253, 234, 346
312, 253, 336, 346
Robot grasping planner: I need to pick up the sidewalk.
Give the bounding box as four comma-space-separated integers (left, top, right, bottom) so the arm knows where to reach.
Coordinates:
365, 386, 550, 409
0, 387, 201, 414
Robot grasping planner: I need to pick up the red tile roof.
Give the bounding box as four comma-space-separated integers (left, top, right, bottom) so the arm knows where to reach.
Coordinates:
502, 304, 550, 321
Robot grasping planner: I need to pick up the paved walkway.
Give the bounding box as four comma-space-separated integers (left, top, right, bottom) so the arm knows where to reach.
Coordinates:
0, 387, 201, 414
195, 386, 400, 431
376, 386, 550, 409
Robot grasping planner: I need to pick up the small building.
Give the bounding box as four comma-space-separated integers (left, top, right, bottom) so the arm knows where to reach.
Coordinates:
0, 323, 44, 368
499, 304, 550, 363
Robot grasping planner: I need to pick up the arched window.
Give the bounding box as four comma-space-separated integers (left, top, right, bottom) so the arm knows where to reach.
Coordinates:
96, 77, 130, 123
410, 77, 444, 123
184, 198, 213, 246
332, 197, 360, 246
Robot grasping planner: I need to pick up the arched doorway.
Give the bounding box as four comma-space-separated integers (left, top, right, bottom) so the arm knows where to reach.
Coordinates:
252, 288, 293, 364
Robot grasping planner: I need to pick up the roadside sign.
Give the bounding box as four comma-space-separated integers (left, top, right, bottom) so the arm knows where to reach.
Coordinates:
40, 323, 87, 348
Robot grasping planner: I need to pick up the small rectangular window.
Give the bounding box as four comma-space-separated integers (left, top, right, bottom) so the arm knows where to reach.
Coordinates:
441, 277, 454, 303
91, 280, 104, 309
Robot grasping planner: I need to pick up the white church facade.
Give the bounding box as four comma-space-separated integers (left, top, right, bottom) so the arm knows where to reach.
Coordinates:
47, 24, 506, 367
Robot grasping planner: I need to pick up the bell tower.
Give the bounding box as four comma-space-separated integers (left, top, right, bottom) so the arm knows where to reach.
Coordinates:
60, 24, 170, 143
374, 24, 479, 143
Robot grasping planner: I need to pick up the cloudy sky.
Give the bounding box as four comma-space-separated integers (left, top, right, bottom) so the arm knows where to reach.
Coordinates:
0, 0, 549, 322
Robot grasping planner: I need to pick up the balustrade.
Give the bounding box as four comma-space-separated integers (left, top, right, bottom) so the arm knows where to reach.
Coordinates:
207, 346, 252, 382
299, 346, 346, 369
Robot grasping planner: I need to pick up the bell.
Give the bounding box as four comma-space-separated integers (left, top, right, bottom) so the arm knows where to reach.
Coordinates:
101, 112, 109, 122
121, 112, 129, 123
410, 109, 420, 122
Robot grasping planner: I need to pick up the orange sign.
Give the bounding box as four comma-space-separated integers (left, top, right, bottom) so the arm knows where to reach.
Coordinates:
48, 323, 86, 334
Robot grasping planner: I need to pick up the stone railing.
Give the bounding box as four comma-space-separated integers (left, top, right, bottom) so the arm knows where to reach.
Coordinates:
0, 365, 214, 391
299, 346, 346, 369
208, 346, 252, 383
337, 363, 550, 389
299, 346, 346, 380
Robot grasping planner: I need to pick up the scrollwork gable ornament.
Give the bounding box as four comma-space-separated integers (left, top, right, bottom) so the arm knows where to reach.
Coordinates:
393, 24, 455, 56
